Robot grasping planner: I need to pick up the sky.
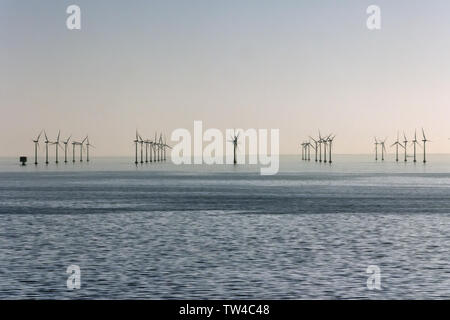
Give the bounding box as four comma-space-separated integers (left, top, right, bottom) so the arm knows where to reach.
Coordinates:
1, 0, 450, 156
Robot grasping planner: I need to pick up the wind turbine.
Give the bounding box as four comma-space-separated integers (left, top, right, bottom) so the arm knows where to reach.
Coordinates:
403, 133, 408, 162
153, 132, 158, 162
63, 135, 71, 163
300, 142, 305, 160
309, 137, 318, 162
391, 132, 402, 162
155, 132, 161, 162
374, 137, 379, 161
159, 133, 164, 162
138, 134, 144, 164
304, 141, 311, 161
163, 135, 171, 160
422, 128, 430, 163
323, 135, 330, 163
148, 139, 153, 162
44, 131, 50, 165
72, 141, 77, 162
327, 135, 336, 164
79, 136, 87, 162
133, 131, 139, 164
163, 134, 167, 161
86, 136, 94, 162
380, 137, 387, 161
318, 131, 323, 162
51, 130, 62, 164
144, 139, 149, 163
411, 130, 421, 163
32, 130, 43, 165
229, 130, 240, 165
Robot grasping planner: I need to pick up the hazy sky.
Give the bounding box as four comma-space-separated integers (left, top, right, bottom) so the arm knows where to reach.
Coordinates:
1, 0, 450, 156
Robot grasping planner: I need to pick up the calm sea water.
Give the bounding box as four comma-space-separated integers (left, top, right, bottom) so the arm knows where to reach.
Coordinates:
0, 155, 449, 299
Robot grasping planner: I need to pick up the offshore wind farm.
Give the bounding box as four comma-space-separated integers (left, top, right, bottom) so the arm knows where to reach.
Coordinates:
2, 1, 450, 303
29, 130, 93, 165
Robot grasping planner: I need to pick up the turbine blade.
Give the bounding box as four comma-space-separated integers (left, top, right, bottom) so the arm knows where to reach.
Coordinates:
36, 130, 43, 141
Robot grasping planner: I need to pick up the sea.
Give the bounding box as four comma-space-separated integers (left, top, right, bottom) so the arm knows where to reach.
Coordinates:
0, 155, 449, 299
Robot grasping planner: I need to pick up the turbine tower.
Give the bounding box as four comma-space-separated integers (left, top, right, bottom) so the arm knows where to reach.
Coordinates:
380, 138, 387, 161
153, 132, 158, 162
63, 135, 71, 163
374, 137, 379, 161
309, 137, 318, 162
51, 130, 62, 164
144, 139, 149, 163
229, 130, 240, 165
133, 131, 139, 164
327, 135, 335, 164
163, 136, 171, 160
318, 131, 323, 162
149, 140, 153, 162
86, 136, 94, 162
44, 131, 50, 165
72, 141, 77, 162
138, 134, 144, 164
163, 134, 167, 161
323, 135, 329, 163
391, 133, 402, 162
79, 136, 87, 162
403, 133, 408, 162
422, 128, 430, 163
32, 130, 43, 165
300, 142, 305, 160
411, 130, 420, 163
159, 133, 163, 162
305, 141, 311, 161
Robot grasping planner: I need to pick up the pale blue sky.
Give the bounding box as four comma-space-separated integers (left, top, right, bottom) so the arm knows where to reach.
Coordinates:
1, 0, 450, 155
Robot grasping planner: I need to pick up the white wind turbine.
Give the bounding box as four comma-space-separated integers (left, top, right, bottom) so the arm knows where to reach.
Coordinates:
402, 133, 408, 162
144, 139, 149, 163
391, 132, 402, 162
44, 131, 50, 165
153, 132, 158, 162
323, 134, 330, 163
32, 130, 43, 165
148, 139, 153, 162
300, 142, 304, 160
51, 130, 62, 164
380, 137, 387, 161
138, 134, 144, 164
228, 130, 240, 165
374, 137, 379, 161
163, 134, 168, 161
422, 128, 430, 163
72, 140, 77, 162
63, 135, 71, 163
327, 135, 336, 164
309, 136, 319, 162
79, 136, 87, 162
411, 130, 421, 163
86, 136, 94, 162
158, 133, 163, 162
133, 131, 139, 164
318, 131, 323, 162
